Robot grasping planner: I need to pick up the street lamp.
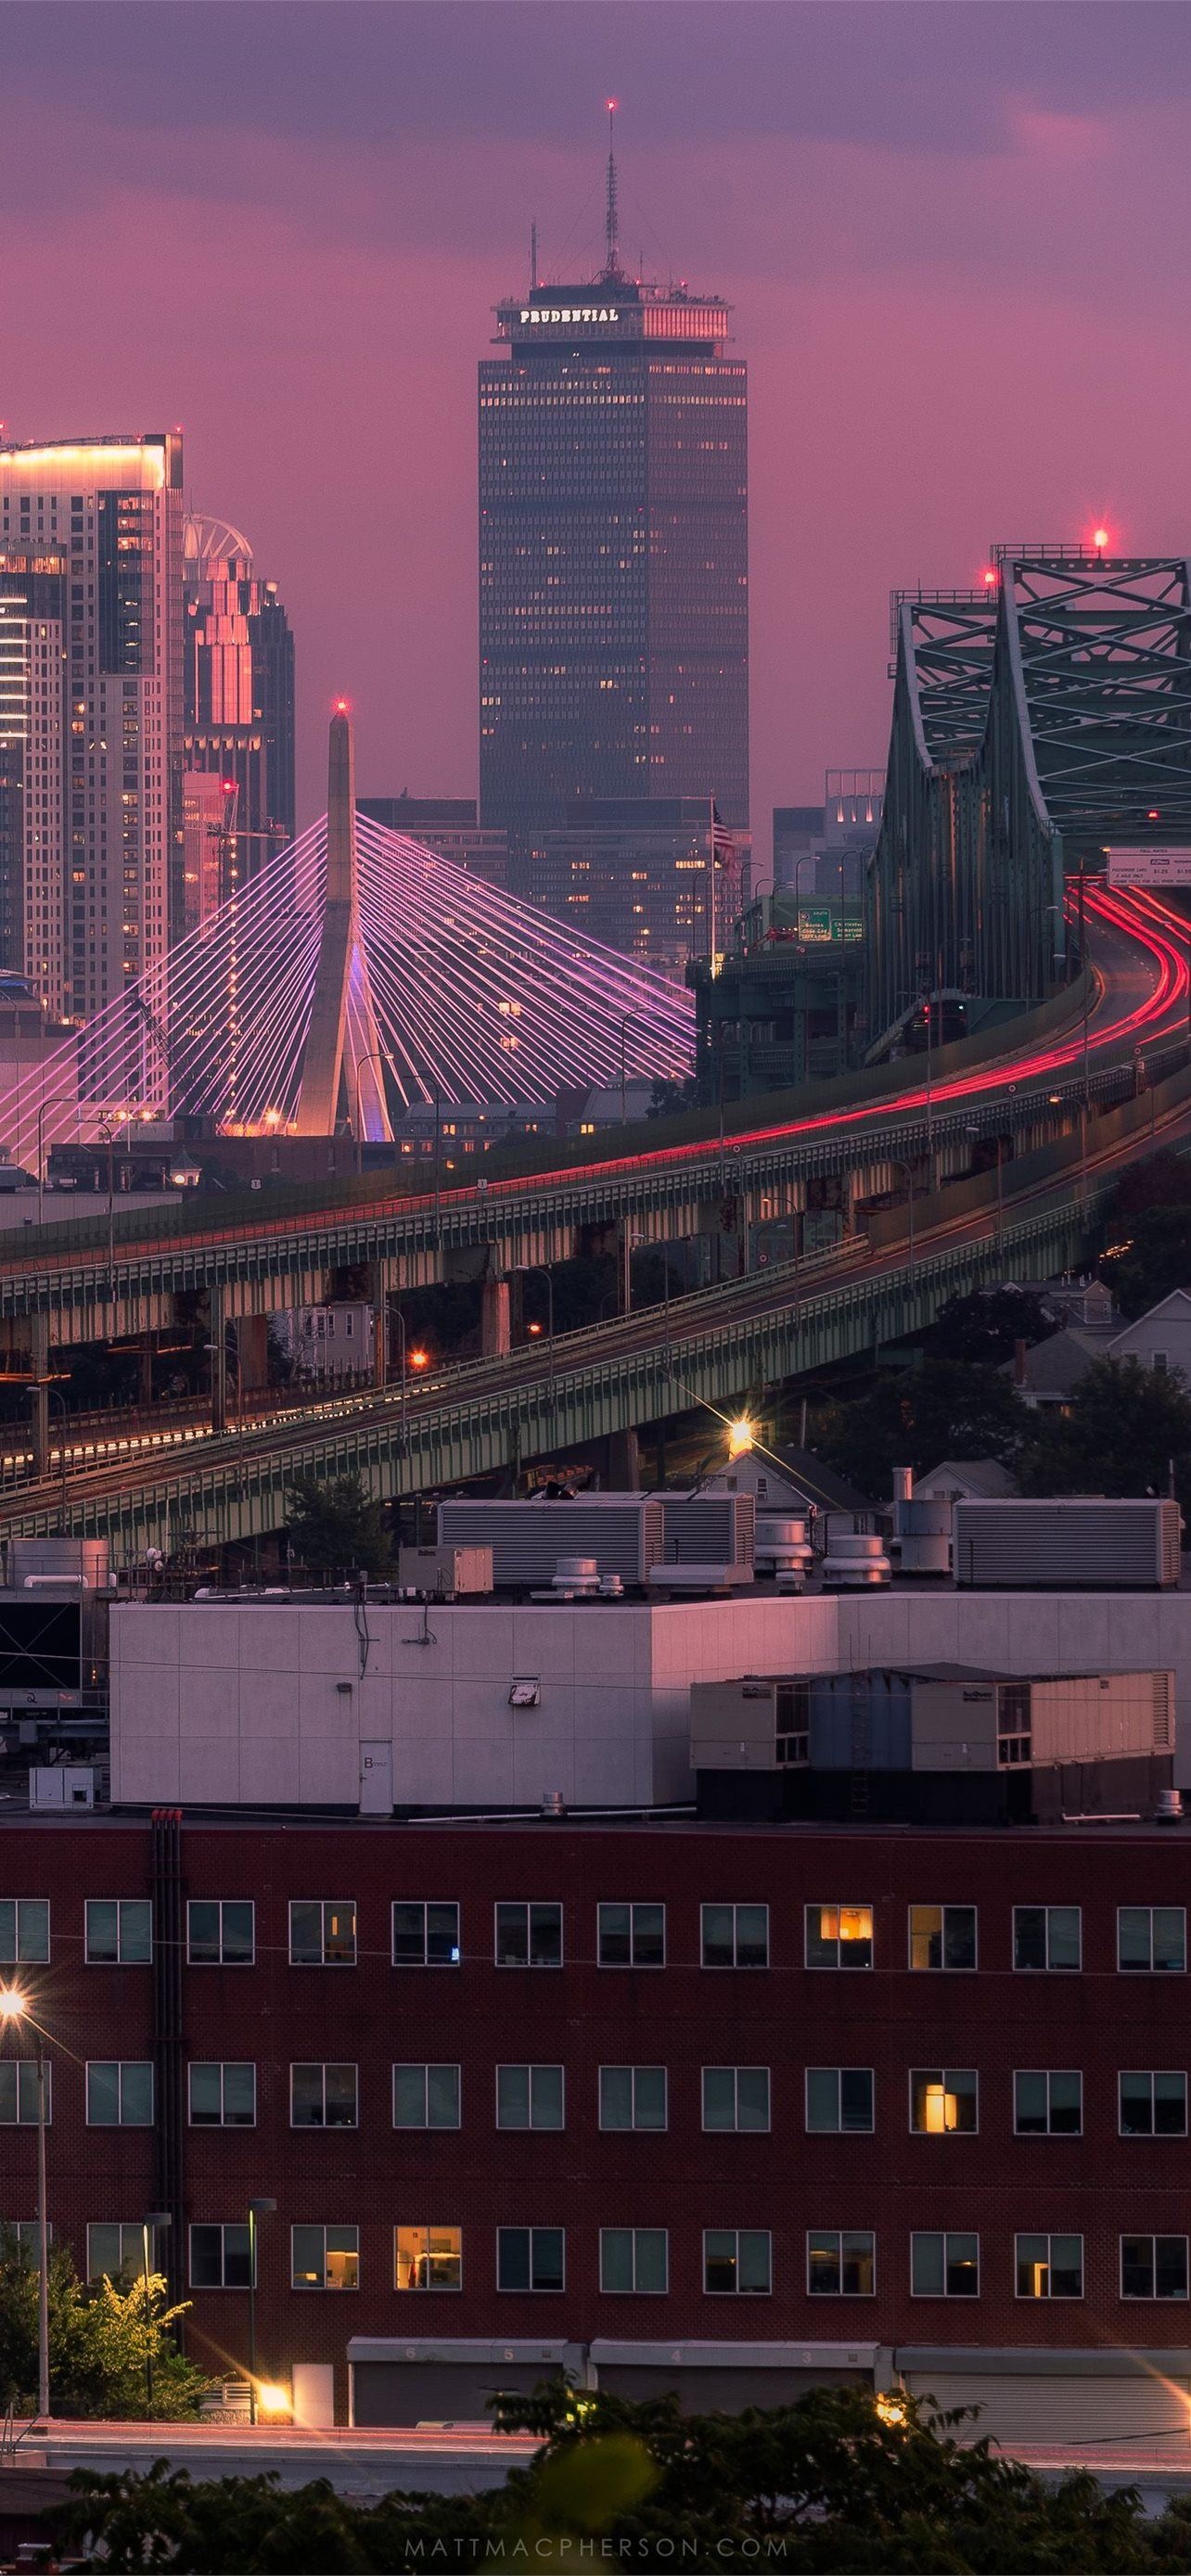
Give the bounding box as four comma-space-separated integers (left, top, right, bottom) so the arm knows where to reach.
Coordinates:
618, 1015, 641, 1127
889, 1156, 917, 1288
30, 1379, 70, 1531
353, 1050, 395, 1180
140, 2211, 172, 2417
966, 1122, 1005, 1259
514, 1265, 555, 1416
0, 1986, 49, 2419
247, 2197, 276, 2424
35, 1094, 85, 1230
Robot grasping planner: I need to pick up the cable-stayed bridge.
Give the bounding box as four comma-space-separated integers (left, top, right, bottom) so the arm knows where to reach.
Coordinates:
0, 710, 693, 1169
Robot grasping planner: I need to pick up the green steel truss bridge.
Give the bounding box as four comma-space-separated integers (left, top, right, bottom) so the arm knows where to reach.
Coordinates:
867, 547, 1191, 1040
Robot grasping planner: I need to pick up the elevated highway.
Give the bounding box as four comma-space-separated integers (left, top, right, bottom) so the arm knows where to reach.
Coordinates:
4, 886, 1191, 1552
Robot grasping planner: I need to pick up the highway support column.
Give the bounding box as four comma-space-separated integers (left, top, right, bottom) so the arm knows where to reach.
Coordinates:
481, 1279, 510, 1358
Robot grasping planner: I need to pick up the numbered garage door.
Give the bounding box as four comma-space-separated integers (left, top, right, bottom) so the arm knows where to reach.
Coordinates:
903, 2368, 1190, 2448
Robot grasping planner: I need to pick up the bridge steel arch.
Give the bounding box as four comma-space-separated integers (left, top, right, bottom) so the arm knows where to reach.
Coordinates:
866, 548, 1191, 1044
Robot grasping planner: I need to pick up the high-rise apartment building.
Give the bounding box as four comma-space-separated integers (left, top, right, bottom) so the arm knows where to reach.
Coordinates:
0, 434, 184, 1020
479, 204, 749, 881
182, 514, 296, 912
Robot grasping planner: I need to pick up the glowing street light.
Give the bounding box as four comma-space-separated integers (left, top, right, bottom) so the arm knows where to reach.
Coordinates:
727, 1417, 754, 1459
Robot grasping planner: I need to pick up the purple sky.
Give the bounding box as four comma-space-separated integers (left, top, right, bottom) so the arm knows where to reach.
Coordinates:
4, 1, 1191, 861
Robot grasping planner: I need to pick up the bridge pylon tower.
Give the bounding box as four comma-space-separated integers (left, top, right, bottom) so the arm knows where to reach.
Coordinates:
294, 704, 392, 1140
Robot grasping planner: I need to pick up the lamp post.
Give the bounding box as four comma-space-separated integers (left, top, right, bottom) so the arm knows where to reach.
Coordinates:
96, 1114, 124, 1300
391, 1303, 408, 1458
0, 1986, 49, 2418
140, 2211, 172, 2417
618, 1015, 641, 1127
353, 1049, 394, 1180
35, 1094, 84, 1230
514, 1264, 555, 1416
30, 1380, 70, 1529
247, 2197, 276, 2424
889, 1156, 916, 1288
967, 1122, 1005, 1260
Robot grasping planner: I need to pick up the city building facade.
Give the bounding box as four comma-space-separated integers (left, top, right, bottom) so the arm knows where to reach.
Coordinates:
356, 798, 506, 892
0, 435, 185, 1020
479, 272, 749, 873
4, 1812, 1191, 2442
182, 514, 296, 917
519, 797, 749, 975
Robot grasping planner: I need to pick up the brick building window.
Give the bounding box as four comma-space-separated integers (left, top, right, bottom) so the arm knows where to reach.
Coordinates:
85, 1898, 151, 1965
1013, 1905, 1081, 1970
910, 2069, 978, 2135
87, 2223, 157, 2284
86, 2061, 152, 2126
1120, 2071, 1188, 2136
1014, 2071, 1082, 2136
909, 1905, 977, 1970
702, 2067, 771, 2132
804, 1905, 872, 1970
497, 2226, 564, 2292
395, 2224, 463, 2291
2, 2222, 50, 2263
189, 2223, 252, 2289
1016, 2233, 1082, 2298
600, 2227, 668, 2293
599, 2065, 667, 2131
701, 1903, 768, 1969
290, 2063, 357, 2128
393, 2064, 461, 2129
497, 2065, 565, 2130
807, 2231, 875, 2296
288, 1901, 355, 1966
391, 1901, 459, 1966
1121, 2234, 1188, 2300
189, 2062, 255, 2127
704, 2228, 771, 2295
806, 2069, 874, 2134
187, 1899, 254, 1965
0, 1900, 48, 1964
494, 1902, 562, 1966
0, 2062, 50, 2125
1119, 1906, 1185, 1972
291, 2224, 359, 2290
911, 2232, 980, 2298
597, 1902, 664, 1966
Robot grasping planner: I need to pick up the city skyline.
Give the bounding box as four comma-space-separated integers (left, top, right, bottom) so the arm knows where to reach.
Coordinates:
4, 2, 1191, 859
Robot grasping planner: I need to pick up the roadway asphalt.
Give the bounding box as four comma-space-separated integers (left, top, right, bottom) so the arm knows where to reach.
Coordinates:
0, 886, 1187, 1530
6, 2416, 538, 2498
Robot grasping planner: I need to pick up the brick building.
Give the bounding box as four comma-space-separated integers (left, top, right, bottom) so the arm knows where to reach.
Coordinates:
4, 1810, 1191, 2436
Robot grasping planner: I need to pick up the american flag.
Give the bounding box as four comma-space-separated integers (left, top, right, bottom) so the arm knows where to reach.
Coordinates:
711, 818, 738, 870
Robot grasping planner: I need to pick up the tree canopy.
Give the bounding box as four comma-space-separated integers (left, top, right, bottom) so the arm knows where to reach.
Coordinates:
0, 2238, 209, 2421
49, 2382, 1191, 2570
284, 1471, 392, 1576
1018, 1355, 1191, 1515
813, 1359, 1028, 1493
1101, 1205, 1191, 1320
926, 1284, 1056, 1365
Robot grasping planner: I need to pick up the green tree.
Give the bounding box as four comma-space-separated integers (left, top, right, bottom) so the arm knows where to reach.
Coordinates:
284, 1472, 392, 1576
814, 1360, 1029, 1496
927, 1285, 1055, 1365
1102, 1147, 1191, 1223
0, 2239, 209, 2421
51, 2383, 1190, 2570
1101, 1205, 1191, 1319
1018, 1355, 1191, 1514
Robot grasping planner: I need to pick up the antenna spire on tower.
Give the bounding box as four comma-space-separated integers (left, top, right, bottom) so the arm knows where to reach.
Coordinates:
530, 219, 538, 296
604, 97, 621, 277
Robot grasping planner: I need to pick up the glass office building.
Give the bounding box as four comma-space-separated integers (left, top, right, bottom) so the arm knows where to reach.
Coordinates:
480, 274, 749, 881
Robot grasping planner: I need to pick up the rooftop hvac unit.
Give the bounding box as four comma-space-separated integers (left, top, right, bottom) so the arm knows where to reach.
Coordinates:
437, 1498, 666, 1589
953, 1498, 1183, 1591
397, 1546, 493, 1600
657, 1495, 756, 1567
9, 1537, 110, 1591
29, 1764, 96, 1809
